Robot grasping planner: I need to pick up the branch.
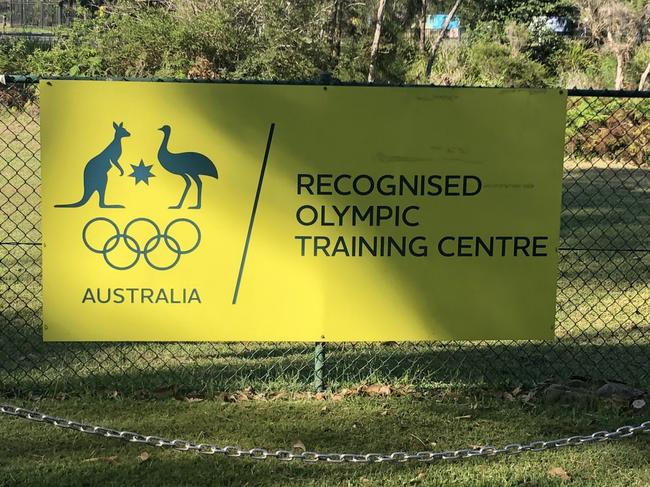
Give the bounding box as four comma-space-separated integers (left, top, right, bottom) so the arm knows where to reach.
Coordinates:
368, 0, 388, 83
639, 61, 650, 91
425, 0, 462, 81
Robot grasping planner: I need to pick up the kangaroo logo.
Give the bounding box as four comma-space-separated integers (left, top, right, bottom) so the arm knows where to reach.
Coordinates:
55, 122, 130, 208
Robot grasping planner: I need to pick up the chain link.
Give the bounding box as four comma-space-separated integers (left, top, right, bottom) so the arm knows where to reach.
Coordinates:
2, 403, 648, 464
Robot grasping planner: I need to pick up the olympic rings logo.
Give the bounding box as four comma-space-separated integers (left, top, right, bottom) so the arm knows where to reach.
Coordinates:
82, 217, 201, 271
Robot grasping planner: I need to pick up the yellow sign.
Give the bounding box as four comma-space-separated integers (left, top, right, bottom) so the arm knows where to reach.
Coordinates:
41, 80, 566, 341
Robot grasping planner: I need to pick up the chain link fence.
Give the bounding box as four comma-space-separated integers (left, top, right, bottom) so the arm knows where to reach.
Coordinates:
0, 78, 648, 395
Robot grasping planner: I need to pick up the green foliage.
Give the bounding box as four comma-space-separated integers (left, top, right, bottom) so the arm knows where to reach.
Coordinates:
0, 39, 34, 73
416, 42, 470, 85
629, 43, 650, 88
27, 6, 188, 77
467, 40, 549, 87
0, 40, 39, 108
567, 98, 650, 164
0, 0, 645, 89
554, 39, 600, 74
227, 0, 329, 80
460, 0, 579, 26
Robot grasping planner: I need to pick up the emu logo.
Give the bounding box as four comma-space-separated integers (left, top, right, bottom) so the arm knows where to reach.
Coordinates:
157, 125, 218, 209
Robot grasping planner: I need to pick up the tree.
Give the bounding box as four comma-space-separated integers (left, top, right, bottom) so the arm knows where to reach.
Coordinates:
638, 3, 650, 90
578, 0, 645, 89
368, 0, 388, 82
418, 0, 427, 53
425, 0, 462, 80
640, 61, 650, 89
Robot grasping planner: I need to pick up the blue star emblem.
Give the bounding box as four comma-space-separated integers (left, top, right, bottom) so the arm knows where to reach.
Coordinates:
129, 160, 155, 185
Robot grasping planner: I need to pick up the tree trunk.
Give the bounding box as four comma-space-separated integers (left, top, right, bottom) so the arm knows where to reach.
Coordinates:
418, 0, 427, 53
368, 0, 388, 83
425, 0, 462, 80
329, 0, 342, 60
614, 51, 625, 90
639, 61, 650, 91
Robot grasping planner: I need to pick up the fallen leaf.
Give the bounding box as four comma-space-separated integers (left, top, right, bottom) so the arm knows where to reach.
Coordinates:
137, 451, 151, 463
632, 398, 646, 409
320, 405, 328, 413
522, 391, 536, 404
83, 456, 119, 464
409, 472, 426, 484
270, 392, 289, 401
377, 385, 390, 396
548, 466, 571, 481
183, 396, 204, 403
292, 439, 306, 451
363, 384, 384, 395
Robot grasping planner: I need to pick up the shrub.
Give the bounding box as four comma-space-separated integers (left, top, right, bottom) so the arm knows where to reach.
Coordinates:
566, 98, 650, 165
467, 40, 549, 87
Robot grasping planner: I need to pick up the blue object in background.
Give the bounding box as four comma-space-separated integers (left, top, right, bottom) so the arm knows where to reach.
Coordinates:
426, 14, 460, 30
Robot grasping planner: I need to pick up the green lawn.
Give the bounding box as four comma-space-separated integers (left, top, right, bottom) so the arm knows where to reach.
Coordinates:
1, 390, 649, 486
0, 90, 649, 485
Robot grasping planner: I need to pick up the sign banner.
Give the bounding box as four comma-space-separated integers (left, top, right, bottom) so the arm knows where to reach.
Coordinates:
41, 81, 567, 341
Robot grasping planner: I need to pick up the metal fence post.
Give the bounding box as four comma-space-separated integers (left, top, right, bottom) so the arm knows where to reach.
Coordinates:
311, 70, 333, 393
314, 342, 326, 392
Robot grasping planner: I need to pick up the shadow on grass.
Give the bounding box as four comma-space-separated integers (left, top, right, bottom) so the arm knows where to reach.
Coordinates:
1, 303, 649, 395
0, 156, 648, 395
561, 163, 649, 250
2, 396, 650, 487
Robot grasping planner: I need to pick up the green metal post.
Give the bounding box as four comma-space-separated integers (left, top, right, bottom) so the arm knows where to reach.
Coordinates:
314, 342, 325, 392
312, 70, 331, 394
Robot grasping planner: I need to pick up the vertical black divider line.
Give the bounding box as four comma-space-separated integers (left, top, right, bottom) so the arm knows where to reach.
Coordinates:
232, 123, 276, 304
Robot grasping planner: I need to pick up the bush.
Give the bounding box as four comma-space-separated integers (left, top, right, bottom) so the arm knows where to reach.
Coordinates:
23, 1, 332, 80
566, 98, 650, 165
467, 40, 549, 87
629, 43, 650, 90
0, 40, 39, 109
26, 6, 188, 78
418, 41, 472, 86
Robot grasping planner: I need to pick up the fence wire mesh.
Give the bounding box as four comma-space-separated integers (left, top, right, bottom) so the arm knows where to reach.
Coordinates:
0, 79, 648, 395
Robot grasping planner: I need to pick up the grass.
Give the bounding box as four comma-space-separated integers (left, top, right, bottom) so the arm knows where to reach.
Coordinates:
0, 88, 648, 485
1, 390, 649, 486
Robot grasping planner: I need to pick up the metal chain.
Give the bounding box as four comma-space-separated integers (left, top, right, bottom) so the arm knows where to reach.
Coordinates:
2, 403, 649, 463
